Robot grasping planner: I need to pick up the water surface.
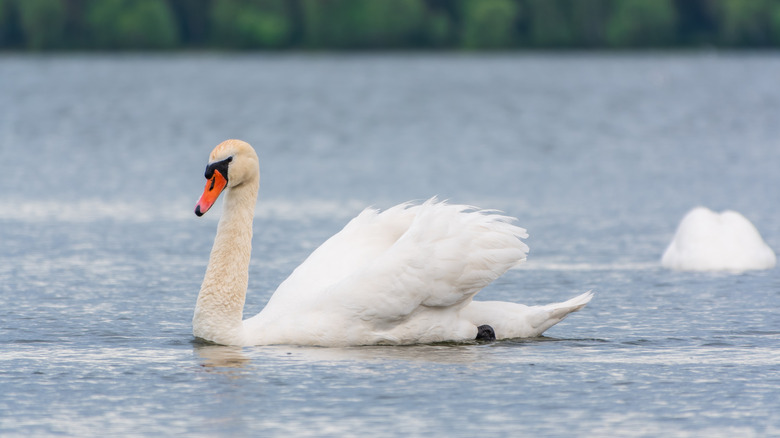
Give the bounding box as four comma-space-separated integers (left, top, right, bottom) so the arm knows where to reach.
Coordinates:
1, 54, 779, 436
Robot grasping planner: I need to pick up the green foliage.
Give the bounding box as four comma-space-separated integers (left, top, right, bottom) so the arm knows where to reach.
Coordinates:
0, 0, 6, 34
773, 5, 780, 44
606, 0, 677, 47
168, 0, 211, 45
2, 0, 780, 50
299, 0, 339, 48
0, 0, 9, 45
716, 0, 777, 46
525, 0, 573, 47
568, 0, 610, 47
211, 0, 292, 49
425, 12, 452, 47
302, 0, 426, 48
356, 0, 426, 47
460, 0, 519, 49
85, 0, 180, 49
16, 0, 66, 49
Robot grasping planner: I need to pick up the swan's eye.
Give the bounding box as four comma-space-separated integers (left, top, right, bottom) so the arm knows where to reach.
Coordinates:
204, 156, 233, 181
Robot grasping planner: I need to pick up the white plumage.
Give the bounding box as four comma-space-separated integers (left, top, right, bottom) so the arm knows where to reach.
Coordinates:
193, 139, 592, 346
662, 207, 776, 272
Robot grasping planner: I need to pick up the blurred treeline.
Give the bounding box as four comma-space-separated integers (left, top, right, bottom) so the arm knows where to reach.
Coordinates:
2, 0, 780, 51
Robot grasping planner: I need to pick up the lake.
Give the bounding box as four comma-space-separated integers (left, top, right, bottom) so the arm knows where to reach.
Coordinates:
1, 53, 779, 436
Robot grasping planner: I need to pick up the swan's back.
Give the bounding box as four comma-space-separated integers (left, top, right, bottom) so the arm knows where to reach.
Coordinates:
247, 199, 529, 345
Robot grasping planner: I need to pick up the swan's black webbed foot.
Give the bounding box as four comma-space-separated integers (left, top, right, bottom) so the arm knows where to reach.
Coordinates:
476, 324, 496, 342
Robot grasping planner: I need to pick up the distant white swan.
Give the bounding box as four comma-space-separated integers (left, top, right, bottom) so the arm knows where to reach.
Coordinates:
662, 207, 776, 272
192, 139, 593, 346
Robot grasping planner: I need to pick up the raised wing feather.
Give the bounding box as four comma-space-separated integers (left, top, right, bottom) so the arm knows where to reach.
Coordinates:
317, 200, 529, 331
262, 202, 418, 310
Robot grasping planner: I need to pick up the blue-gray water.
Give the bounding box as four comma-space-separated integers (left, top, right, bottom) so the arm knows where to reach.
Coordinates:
1, 54, 779, 436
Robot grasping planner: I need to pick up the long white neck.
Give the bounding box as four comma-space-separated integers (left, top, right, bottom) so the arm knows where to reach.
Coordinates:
193, 178, 259, 345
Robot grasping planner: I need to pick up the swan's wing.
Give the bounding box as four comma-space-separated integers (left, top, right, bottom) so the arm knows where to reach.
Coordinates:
317, 200, 529, 330
261, 201, 419, 309
247, 199, 528, 345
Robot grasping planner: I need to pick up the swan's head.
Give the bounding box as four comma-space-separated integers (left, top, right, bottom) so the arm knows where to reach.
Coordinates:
195, 139, 259, 217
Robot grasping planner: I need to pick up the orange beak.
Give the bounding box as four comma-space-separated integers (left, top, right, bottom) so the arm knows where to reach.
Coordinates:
195, 169, 228, 217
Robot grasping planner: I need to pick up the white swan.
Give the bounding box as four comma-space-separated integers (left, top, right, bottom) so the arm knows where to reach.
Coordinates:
661, 207, 776, 271
193, 139, 593, 346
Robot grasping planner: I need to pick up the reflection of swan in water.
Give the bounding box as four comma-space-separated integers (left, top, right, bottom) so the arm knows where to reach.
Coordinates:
195, 337, 593, 368
194, 344, 251, 371
193, 139, 593, 347
270, 344, 486, 365
192, 343, 489, 367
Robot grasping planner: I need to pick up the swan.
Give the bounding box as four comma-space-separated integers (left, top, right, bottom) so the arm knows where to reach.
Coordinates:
193, 139, 593, 346
661, 207, 776, 271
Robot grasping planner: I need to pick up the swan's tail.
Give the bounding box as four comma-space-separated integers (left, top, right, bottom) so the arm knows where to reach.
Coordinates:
544, 290, 594, 317
531, 291, 594, 335
462, 291, 594, 339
